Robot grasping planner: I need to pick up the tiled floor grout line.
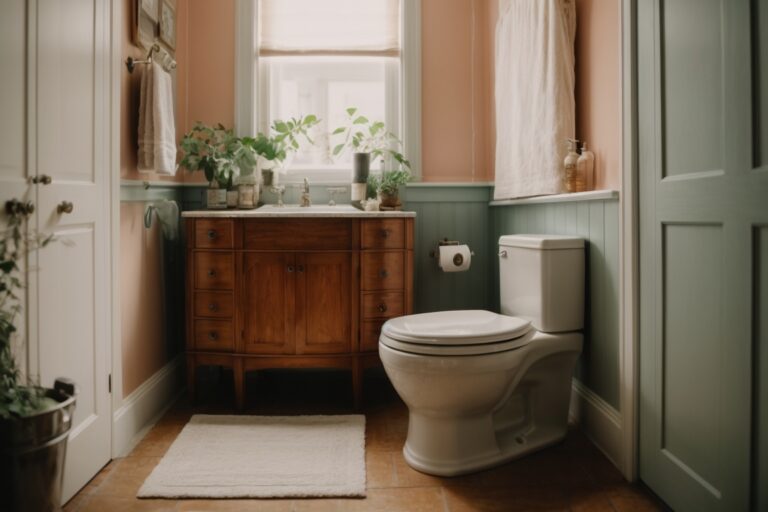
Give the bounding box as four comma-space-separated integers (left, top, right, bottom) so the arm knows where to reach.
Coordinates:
439, 486, 451, 512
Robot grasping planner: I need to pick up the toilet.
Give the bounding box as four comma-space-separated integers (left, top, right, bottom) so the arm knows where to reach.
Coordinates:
379, 234, 584, 477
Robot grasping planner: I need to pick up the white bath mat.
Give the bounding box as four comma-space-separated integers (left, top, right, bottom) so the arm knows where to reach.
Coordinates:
138, 414, 366, 498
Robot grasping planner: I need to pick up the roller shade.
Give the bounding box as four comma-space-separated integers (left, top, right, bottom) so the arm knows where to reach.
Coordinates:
258, 0, 400, 56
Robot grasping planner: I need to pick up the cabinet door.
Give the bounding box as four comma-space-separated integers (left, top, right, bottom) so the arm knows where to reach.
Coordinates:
241, 252, 295, 354
295, 252, 352, 354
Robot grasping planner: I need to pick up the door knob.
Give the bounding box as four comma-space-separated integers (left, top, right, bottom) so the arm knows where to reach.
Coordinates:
4, 199, 34, 217
57, 201, 74, 214
31, 174, 52, 185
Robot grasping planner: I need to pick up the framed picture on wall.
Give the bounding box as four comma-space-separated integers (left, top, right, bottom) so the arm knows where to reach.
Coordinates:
140, 0, 159, 23
159, 0, 176, 50
132, 0, 157, 50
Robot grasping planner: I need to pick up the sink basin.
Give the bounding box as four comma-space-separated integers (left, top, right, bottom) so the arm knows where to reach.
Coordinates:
256, 204, 361, 213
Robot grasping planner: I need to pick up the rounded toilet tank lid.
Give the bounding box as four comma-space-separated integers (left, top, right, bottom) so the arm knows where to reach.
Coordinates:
498, 234, 584, 250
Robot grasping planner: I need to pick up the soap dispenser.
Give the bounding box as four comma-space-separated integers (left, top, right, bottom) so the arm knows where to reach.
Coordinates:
577, 143, 595, 191
564, 139, 580, 193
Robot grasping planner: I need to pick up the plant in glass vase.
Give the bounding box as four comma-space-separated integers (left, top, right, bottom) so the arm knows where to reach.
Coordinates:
332, 107, 410, 207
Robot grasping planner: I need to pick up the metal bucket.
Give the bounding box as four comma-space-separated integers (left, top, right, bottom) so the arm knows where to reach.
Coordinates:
0, 378, 77, 512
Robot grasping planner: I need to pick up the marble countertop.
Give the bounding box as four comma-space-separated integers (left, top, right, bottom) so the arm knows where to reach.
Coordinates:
181, 205, 416, 218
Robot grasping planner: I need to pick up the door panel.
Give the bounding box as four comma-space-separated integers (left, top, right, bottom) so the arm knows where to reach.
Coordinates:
638, 0, 767, 510
31, 0, 112, 502
241, 252, 295, 354
662, 0, 724, 177
661, 224, 722, 489
295, 252, 352, 354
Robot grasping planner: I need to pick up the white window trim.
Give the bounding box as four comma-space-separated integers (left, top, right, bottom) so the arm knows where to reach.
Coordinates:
234, 0, 421, 184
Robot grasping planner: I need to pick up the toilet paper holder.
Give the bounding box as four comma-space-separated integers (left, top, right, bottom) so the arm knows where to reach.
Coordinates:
428, 238, 475, 259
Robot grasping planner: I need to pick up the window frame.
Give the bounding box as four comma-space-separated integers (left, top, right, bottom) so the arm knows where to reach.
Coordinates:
234, 0, 421, 184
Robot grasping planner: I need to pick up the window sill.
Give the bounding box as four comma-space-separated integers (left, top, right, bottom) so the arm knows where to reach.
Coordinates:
489, 189, 619, 206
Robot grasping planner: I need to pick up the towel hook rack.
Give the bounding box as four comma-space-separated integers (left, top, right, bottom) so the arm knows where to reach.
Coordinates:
126, 43, 176, 73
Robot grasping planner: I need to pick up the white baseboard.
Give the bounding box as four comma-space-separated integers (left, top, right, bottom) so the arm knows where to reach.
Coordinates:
112, 355, 185, 458
569, 378, 624, 474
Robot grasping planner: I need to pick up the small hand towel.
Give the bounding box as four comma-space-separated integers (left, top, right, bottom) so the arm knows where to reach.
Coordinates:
138, 61, 177, 175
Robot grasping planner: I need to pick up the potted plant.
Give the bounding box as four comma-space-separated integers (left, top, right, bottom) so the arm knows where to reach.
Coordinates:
332, 107, 410, 206
240, 114, 320, 188
0, 212, 77, 511
179, 123, 241, 209
367, 169, 412, 208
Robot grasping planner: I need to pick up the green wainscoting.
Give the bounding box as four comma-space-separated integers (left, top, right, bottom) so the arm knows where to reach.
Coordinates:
491, 198, 621, 410
402, 185, 494, 314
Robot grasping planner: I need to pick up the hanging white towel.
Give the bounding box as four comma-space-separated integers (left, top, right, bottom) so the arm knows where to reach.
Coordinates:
144, 200, 180, 240
138, 61, 177, 175
494, 0, 576, 200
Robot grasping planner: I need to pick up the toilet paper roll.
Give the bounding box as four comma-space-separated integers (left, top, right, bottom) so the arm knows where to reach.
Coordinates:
438, 244, 472, 272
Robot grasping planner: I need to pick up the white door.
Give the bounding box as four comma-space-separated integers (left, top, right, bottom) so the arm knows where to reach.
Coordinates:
25, 0, 113, 503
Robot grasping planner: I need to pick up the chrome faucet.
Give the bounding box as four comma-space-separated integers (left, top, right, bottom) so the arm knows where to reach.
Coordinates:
300, 178, 311, 207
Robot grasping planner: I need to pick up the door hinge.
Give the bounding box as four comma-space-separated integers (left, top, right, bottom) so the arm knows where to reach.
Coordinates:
108, 373, 112, 394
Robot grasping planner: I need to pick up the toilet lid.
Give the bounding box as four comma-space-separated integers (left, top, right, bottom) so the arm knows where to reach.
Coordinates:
381, 310, 532, 346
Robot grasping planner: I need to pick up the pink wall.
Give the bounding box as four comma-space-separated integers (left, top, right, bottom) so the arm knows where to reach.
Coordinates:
421, 0, 495, 182
575, 0, 622, 190
120, 202, 169, 396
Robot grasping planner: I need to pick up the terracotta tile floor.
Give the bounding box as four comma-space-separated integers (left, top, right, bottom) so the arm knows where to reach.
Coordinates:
64, 368, 668, 512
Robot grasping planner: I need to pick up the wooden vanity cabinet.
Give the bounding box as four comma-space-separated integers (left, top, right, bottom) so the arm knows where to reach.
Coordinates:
185, 215, 413, 410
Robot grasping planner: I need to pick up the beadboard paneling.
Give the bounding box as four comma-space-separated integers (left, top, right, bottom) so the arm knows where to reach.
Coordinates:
491, 198, 621, 410
403, 185, 493, 314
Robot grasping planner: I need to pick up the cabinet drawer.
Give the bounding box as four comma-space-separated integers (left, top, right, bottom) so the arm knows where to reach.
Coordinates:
194, 219, 234, 249
360, 320, 386, 352
361, 251, 404, 291
194, 252, 235, 289
362, 219, 405, 249
194, 319, 234, 351
194, 291, 234, 318
244, 219, 353, 250
362, 291, 404, 319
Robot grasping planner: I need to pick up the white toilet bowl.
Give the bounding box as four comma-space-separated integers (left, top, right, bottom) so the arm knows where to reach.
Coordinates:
380, 235, 585, 476
379, 310, 582, 476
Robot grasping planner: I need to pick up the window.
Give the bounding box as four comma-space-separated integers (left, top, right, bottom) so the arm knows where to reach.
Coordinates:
236, 0, 420, 183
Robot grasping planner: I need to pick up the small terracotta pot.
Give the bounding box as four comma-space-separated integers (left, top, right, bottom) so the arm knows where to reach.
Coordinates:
378, 190, 400, 208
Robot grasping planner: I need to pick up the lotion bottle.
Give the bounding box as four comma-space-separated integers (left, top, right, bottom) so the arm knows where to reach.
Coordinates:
564, 139, 580, 192
577, 142, 595, 191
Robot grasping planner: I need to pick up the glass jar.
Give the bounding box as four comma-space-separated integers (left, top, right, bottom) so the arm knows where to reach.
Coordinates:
237, 175, 259, 209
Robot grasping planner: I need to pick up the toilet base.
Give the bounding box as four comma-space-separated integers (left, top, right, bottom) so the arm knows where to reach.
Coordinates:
386, 338, 581, 477
402, 419, 567, 477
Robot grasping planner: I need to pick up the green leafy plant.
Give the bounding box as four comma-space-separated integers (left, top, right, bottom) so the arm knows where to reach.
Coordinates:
367, 169, 412, 195
238, 115, 320, 174
179, 123, 240, 188
332, 107, 411, 171
0, 215, 53, 419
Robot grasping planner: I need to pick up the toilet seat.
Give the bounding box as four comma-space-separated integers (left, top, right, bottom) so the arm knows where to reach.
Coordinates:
380, 310, 534, 356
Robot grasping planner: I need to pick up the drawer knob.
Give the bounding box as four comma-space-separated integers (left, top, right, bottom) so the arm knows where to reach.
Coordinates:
207, 230, 217, 240
381, 229, 390, 238
297, 265, 304, 273
378, 303, 388, 313
208, 303, 218, 312
287, 265, 294, 273
379, 269, 389, 278
208, 331, 218, 341
207, 269, 216, 277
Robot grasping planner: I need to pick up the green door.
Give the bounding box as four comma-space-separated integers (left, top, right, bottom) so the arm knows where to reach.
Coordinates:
638, 0, 768, 510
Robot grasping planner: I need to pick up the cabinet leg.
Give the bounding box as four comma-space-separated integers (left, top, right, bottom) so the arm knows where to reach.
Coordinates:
186, 354, 196, 404
234, 358, 245, 412
352, 359, 363, 411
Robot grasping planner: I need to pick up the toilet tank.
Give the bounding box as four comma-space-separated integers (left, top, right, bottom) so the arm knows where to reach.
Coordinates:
499, 234, 584, 332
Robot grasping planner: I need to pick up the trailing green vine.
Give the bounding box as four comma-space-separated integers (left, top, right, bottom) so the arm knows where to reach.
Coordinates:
0, 214, 52, 419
